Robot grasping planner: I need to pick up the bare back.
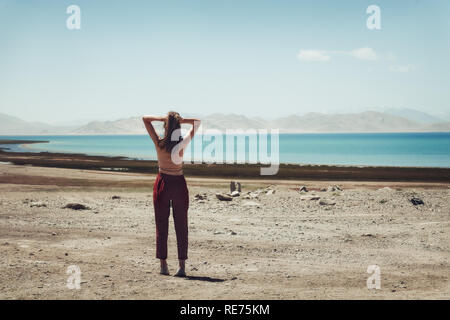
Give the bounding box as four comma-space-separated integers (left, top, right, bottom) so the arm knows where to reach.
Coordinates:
155, 144, 184, 175
142, 115, 201, 175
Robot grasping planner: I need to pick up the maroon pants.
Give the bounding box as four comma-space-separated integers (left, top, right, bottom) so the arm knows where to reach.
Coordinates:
153, 173, 189, 260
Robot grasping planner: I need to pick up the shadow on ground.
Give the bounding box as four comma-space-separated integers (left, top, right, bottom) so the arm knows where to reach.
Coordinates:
185, 276, 226, 283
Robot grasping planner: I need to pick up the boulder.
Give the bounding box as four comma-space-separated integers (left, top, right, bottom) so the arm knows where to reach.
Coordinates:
300, 196, 321, 201
215, 193, 232, 201
319, 199, 336, 206
230, 190, 240, 197
410, 197, 424, 205
63, 203, 91, 210
30, 201, 47, 208
327, 185, 342, 192
194, 193, 207, 200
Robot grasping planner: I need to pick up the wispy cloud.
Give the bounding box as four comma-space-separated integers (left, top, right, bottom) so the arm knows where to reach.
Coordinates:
350, 47, 377, 61
389, 64, 416, 73
298, 47, 378, 62
297, 50, 330, 62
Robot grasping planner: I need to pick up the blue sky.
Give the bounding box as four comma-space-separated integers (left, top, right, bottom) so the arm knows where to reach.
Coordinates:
0, 0, 449, 124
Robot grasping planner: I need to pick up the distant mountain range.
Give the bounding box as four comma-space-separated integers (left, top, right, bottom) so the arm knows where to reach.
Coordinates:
1, 110, 449, 135
382, 107, 445, 124
0, 113, 77, 135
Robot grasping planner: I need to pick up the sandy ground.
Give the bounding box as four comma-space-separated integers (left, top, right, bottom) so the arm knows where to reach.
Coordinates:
0, 163, 449, 299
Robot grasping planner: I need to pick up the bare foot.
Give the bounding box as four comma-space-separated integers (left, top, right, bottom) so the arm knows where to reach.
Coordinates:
174, 269, 186, 277
160, 260, 169, 275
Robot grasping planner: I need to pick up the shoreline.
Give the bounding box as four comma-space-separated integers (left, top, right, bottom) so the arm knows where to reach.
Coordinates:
0, 139, 50, 144
1, 137, 449, 169
1, 147, 449, 182
0, 139, 49, 151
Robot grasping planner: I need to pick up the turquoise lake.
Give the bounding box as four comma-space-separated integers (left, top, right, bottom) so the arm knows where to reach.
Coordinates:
1, 133, 449, 168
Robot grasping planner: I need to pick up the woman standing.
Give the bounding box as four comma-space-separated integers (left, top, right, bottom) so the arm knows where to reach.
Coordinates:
142, 112, 201, 277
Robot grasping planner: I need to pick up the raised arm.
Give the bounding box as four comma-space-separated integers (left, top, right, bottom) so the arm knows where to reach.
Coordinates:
142, 115, 165, 145
179, 118, 201, 140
